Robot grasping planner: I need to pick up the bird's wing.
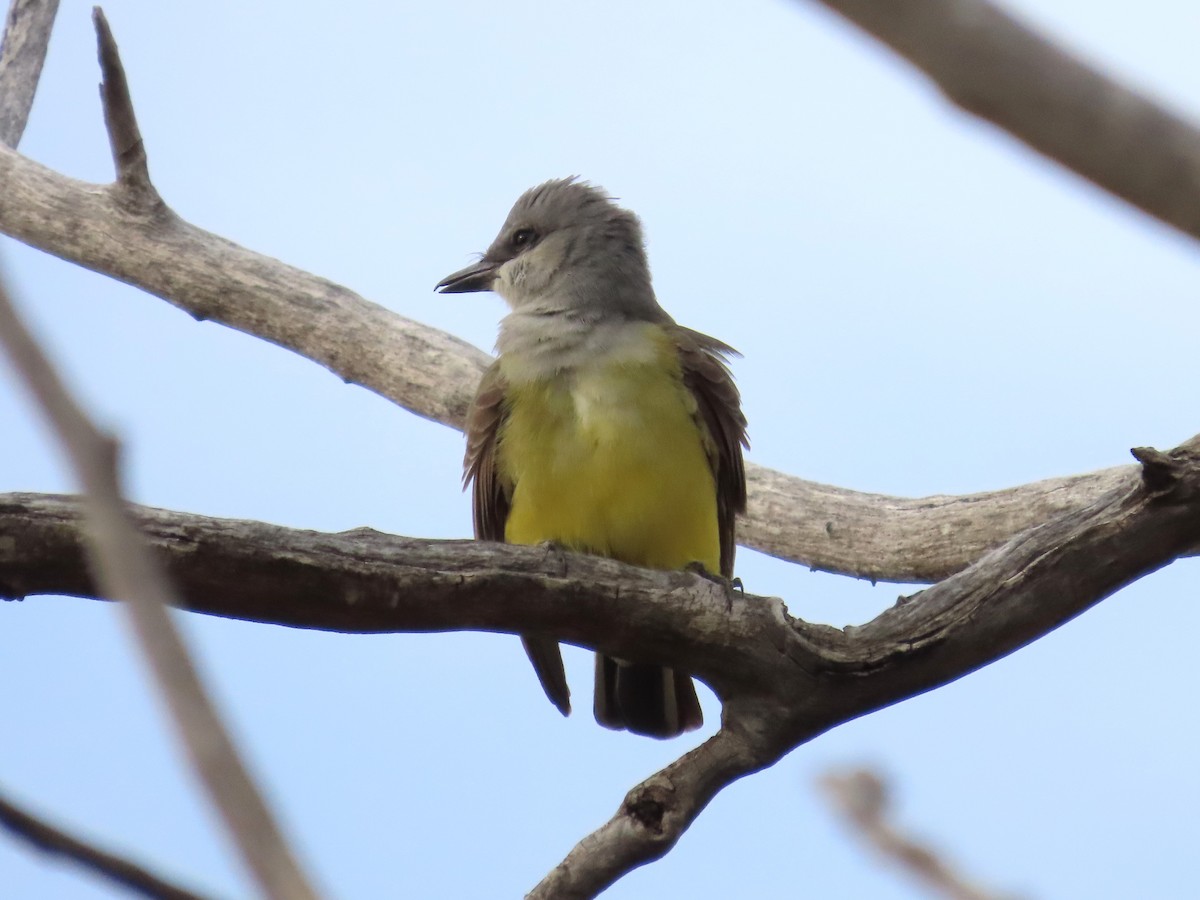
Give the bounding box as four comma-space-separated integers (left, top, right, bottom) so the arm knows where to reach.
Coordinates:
463, 360, 510, 542
463, 361, 571, 716
675, 327, 749, 579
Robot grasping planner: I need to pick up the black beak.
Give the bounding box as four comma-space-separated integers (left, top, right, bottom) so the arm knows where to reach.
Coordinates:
435, 258, 500, 293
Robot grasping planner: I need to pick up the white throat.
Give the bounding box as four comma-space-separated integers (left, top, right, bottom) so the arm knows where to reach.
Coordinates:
496, 310, 663, 384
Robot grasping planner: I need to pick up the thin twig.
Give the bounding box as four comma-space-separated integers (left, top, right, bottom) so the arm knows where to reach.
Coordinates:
0, 0, 60, 147
92, 7, 156, 202
820, 769, 1019, 900
0, 273, 322, 899
0, 788, 212, 900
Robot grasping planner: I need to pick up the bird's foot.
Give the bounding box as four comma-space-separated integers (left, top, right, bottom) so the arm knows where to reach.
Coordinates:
684, 562, 745, 613
537, 539, 571, 576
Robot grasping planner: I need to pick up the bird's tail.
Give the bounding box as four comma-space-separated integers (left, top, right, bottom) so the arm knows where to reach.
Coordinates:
521, 635, 571, 716
593, 655, 703, 739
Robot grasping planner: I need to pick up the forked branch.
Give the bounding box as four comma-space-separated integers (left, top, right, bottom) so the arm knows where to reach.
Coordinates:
4, 433, 1199, 893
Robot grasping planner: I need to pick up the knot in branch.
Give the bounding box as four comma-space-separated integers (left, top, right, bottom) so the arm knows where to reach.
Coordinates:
1131, 445, 1200, 500
622, 781, 672, 836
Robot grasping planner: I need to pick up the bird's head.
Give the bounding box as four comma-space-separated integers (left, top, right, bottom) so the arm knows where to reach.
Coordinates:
436, 178, 660, 320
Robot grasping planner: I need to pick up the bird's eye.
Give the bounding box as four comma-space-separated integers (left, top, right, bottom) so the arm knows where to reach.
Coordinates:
511, 228, 536, 249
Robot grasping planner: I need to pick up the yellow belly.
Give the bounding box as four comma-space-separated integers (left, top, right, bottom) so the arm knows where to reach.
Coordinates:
498, 345, 719, 573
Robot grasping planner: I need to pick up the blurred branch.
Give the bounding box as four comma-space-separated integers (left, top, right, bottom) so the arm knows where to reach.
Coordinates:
807, 0, 1200, 241
0, 788, 212, 900
820, 769, 1017, 900
0, 0, 59, 147
0, 223, 320, 900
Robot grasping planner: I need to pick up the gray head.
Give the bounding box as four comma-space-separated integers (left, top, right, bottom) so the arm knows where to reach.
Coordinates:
436, 178, 667, 322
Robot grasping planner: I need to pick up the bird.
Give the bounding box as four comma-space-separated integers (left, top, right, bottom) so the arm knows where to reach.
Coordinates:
436, 178, 747, 739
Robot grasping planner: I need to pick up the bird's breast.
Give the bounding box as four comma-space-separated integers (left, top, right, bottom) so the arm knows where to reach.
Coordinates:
497, 330, 720, 572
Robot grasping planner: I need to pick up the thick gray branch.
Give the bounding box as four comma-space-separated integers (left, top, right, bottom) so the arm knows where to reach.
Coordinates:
807, 0, 1200, 240
0, 492, 771, 673
0, 139, 486, 430
4, 431, 1197, 695
741, 459, 1177, 581
0, 0, 59, 147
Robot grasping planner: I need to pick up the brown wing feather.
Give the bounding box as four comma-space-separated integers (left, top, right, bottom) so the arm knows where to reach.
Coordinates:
675, 327, 749, 579
463, 361, 571, 716
463, 361, 509, 542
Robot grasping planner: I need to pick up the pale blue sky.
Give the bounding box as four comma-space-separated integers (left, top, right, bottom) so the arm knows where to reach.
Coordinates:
3, 1, 1199, 897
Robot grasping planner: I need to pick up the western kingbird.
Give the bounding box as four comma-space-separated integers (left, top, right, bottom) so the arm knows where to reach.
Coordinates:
436, 178, 747, 739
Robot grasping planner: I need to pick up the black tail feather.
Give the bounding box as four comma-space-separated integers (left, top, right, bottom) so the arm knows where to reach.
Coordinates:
593, 655, 702, 739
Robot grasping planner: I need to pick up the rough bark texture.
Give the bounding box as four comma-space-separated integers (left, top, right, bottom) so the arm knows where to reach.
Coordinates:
4, 433, 1199, 897
7, 433, 1198, 694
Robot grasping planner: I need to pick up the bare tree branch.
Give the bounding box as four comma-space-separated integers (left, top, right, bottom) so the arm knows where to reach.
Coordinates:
0, 787, 212, 900
92, 8, 153, 200
805, 0, 1200, 241
530, 436, 1200, 894
819, 769, 1017, 900
0, 278, 320, 897
4, 430, 1196, 678
4, 431, 1199, 893
526, 723, 767, 899
0, 127, 487, 425
741, 460, 1155, 582
0, 0, 59, 147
